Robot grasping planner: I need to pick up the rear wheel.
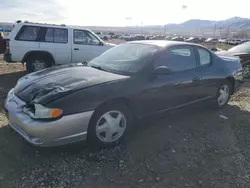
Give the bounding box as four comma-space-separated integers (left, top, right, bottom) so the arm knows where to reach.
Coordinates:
87, 103, 132, 148
26, 55, 53, 72
214, 81, 231, 108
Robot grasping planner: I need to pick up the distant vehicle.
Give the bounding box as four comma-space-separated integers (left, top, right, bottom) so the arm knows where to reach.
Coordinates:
150, 35, 165, 40
185, 37, 201, 43
220, 39, 228, 44
121, 34, 132, 41
228, 39, 244, 45
228, 39, 238, 45
165, 36, 172, 40
199, 38, 206, 42
205, 38, 218, 43
130, 34, 145, 41
216, 41, 250, 78
4, 21, 116, 72
95, 32, 102, 37
5, 40, 243, 147
108, 32, 115, 38
171, 37, 184, 41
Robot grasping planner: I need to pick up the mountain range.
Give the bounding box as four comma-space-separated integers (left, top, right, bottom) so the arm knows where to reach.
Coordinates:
1, 17, 250, 36
165, 17, 250, 30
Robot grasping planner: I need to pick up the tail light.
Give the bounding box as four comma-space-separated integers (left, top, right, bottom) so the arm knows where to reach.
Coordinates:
5, 39, 10, 53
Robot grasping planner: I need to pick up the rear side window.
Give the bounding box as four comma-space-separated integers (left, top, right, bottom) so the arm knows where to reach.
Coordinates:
171, 48, 191, 56
197, 48, 211, 66
45, 28, 68, 43
16, 26, 40, 41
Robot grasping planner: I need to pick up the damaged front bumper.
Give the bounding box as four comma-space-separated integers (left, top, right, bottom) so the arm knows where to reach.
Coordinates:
5, 88, 94, 147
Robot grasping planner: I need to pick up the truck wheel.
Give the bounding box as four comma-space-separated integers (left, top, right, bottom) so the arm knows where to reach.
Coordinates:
26, 56, 52, 72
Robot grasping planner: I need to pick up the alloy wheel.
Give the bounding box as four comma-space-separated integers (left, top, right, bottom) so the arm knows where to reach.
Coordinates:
32, 60, 46, 71
95, 110, 127, 143
217, 85, 230, 106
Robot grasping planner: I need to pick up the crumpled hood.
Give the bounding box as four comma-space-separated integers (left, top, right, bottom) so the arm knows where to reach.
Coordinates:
14, 64, 127, 104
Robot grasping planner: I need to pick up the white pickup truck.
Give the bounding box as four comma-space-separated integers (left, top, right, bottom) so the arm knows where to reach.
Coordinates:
4, 22, 116, 72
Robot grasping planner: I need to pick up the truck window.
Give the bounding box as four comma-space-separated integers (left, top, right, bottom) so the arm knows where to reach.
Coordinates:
45, 28, 68, 43
16, 26, 40, 41
73, 30, 100, 45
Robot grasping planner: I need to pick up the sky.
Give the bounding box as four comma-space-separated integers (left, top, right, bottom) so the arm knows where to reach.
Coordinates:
1, 0, 250, 26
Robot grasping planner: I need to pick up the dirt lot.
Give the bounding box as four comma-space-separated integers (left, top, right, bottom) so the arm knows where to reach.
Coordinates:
1, 60, 250, 188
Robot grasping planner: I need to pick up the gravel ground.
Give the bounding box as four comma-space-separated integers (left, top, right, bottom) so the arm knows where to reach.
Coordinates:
1, 61, 250, 188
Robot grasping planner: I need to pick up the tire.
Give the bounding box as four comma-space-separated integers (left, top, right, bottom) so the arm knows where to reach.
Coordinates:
214, 80, 232, 108
87, 102, 132, 148
26, 55, 52, 73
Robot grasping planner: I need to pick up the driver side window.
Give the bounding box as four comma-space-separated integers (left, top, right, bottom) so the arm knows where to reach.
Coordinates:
73, 30, 100, 45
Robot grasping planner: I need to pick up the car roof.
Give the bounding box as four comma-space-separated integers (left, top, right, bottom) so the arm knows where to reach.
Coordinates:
127, 40, 205, 48
16, 22, 91, 31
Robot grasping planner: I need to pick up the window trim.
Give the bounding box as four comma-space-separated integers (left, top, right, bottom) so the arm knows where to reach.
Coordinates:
15, 25, 41, 42
42, 27, 68, 44
195, 47, 213, 68
73, 29, 101, 45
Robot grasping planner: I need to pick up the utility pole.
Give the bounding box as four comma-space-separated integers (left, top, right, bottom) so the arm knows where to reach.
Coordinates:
219, 27, 222, 38
164, 25, 166, 35
141, 22, 143, 34
213, 24, 216, 38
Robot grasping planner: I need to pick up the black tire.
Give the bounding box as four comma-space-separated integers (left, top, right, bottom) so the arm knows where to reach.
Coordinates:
87, 102, 132, 148
213, 80, 232, 108
26, 55, 52, 73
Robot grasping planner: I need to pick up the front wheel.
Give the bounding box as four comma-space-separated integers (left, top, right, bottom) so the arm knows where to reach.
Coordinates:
215, 81, 231, 108
26, 56, 52, 72
87, 103, 132, 148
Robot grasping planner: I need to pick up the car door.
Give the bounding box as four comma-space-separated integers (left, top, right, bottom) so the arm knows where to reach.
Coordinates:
193, 47, 220, 98
39, 27, 71, 64
138, 46, 201, 115
71, 29, 108, 63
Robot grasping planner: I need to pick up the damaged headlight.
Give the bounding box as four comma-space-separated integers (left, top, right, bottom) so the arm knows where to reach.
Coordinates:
23, 104, 63, 119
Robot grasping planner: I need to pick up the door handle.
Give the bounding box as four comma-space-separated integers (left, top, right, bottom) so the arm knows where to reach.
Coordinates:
192, 77, 201, 82
74, 48, 79, 50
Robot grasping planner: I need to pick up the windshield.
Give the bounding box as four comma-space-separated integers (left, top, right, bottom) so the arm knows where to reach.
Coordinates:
228, 42, 250, 53
88, 43, 159, 75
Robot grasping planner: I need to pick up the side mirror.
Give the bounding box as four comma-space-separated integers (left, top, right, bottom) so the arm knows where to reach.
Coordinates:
99, 41, 104, 46
154, 66, 172, 75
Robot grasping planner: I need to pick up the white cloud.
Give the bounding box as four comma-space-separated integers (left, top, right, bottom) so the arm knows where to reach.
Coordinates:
0, 0, 250, 26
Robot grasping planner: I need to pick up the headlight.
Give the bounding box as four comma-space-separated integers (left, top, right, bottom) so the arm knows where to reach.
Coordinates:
23, 104, 63, 119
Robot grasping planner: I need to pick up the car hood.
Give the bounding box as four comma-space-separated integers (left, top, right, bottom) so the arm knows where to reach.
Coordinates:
105, 42, 117, 47
215, 50, 249, 57
14, 64, 128, 104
